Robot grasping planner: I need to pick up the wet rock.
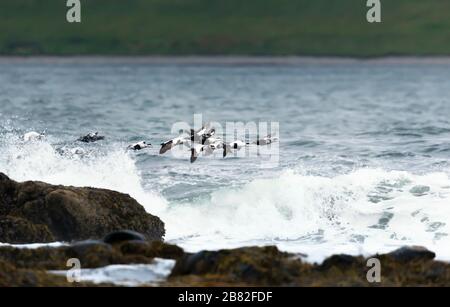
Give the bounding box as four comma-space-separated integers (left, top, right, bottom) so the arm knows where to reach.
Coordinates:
67, 240, 115, 268
0, 235, 182, 272
0, 241, 449, 287
167, 245, 450, 286
384, 246, 436, 262
0, 245, 70, 270
119, 240, 184, 260
170, 246, 304, 285
71, 239, 111, 254
103, 230, 146, 244
0, 259, 73, 287
0, 257, 114, 287
0, 215, 54, 243
319, 254, 362, 271
0, 173, 164, 243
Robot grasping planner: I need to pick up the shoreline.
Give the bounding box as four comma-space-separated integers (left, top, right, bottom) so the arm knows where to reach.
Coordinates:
2, 239, 450, 265
2, 55, 450, 65
1, 237, 448, 287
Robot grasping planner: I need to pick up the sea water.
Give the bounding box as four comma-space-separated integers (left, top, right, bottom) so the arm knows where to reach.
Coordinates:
1, 57, 450, 263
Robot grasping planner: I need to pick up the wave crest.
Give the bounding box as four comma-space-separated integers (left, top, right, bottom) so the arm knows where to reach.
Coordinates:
162, 169, 450, 262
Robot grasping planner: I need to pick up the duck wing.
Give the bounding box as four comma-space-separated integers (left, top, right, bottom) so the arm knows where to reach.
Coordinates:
190, 147, 199, 163
159, 139, 174, 154
223, 144, 232, 157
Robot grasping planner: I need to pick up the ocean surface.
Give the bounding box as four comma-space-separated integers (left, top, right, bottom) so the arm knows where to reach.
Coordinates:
1, 57, 450, 263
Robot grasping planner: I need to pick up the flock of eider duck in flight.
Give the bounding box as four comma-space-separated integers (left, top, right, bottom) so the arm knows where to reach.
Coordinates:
22, 123, 277, 163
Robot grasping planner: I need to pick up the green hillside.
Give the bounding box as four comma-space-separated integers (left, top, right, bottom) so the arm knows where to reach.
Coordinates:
1, 0, 450, 56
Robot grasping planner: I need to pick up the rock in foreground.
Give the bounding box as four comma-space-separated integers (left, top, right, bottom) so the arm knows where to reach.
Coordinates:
0, 173, 164, 243
0, 232, 184, 287
168, 245, 450, 286
0, 230, 448, 287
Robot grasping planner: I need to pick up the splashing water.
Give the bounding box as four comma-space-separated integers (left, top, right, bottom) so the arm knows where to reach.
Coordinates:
1, 135, 449, 262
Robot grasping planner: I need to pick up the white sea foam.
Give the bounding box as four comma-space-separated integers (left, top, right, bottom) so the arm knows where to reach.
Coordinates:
49, 259, 176, 286
0, 242, 67, 249
0, 137, 167, 213
161, 169, 450, 263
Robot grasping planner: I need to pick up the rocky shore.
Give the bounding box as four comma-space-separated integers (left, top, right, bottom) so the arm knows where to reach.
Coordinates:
1, 174, 449, 287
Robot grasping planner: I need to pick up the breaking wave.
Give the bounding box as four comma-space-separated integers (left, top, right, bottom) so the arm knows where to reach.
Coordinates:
163, 169, 450, 262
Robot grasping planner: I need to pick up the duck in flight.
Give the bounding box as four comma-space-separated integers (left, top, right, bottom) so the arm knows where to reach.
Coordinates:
189, 123, 216, 144
190, 143, 208, 163
160, 131, 191, 154
223, 135, 277, 157
189, 137, 225, 163
204, 138, 225, 156
223, 140, 249, 157
254, 134, 278, 145
78, 132, 105, 143
160, 123, 216, 155
128, 141, 152, 151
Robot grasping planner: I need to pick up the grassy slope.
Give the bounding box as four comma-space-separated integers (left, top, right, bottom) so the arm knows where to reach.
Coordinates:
0, 0, 450, 56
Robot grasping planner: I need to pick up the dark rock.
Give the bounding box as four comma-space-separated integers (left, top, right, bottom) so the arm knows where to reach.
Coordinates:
67, 240, 116, 268
0, 238, 182, 272
0, 258, 113, 287
70, 240, 112, 256
1, 240, 449, 287
384, 246, 436, 262
103, 230, 146, 244
0, 259, 71, 287
167, 246, 450, 287
0, 173, 165, 243
0, 245, 70, 270
118, 240, 184, 259
319, 254, 361, 271
173, 250, 219, 275
117, 240, 150, 255
0, 215, 54, 243
171, 246, 304, 285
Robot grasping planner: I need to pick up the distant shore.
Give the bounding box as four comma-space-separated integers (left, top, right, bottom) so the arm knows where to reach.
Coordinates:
2, 56, 450, 66
2, 1, 450, 58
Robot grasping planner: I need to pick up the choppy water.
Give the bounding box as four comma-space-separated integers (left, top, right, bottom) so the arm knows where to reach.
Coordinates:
1, 58, 450, 262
